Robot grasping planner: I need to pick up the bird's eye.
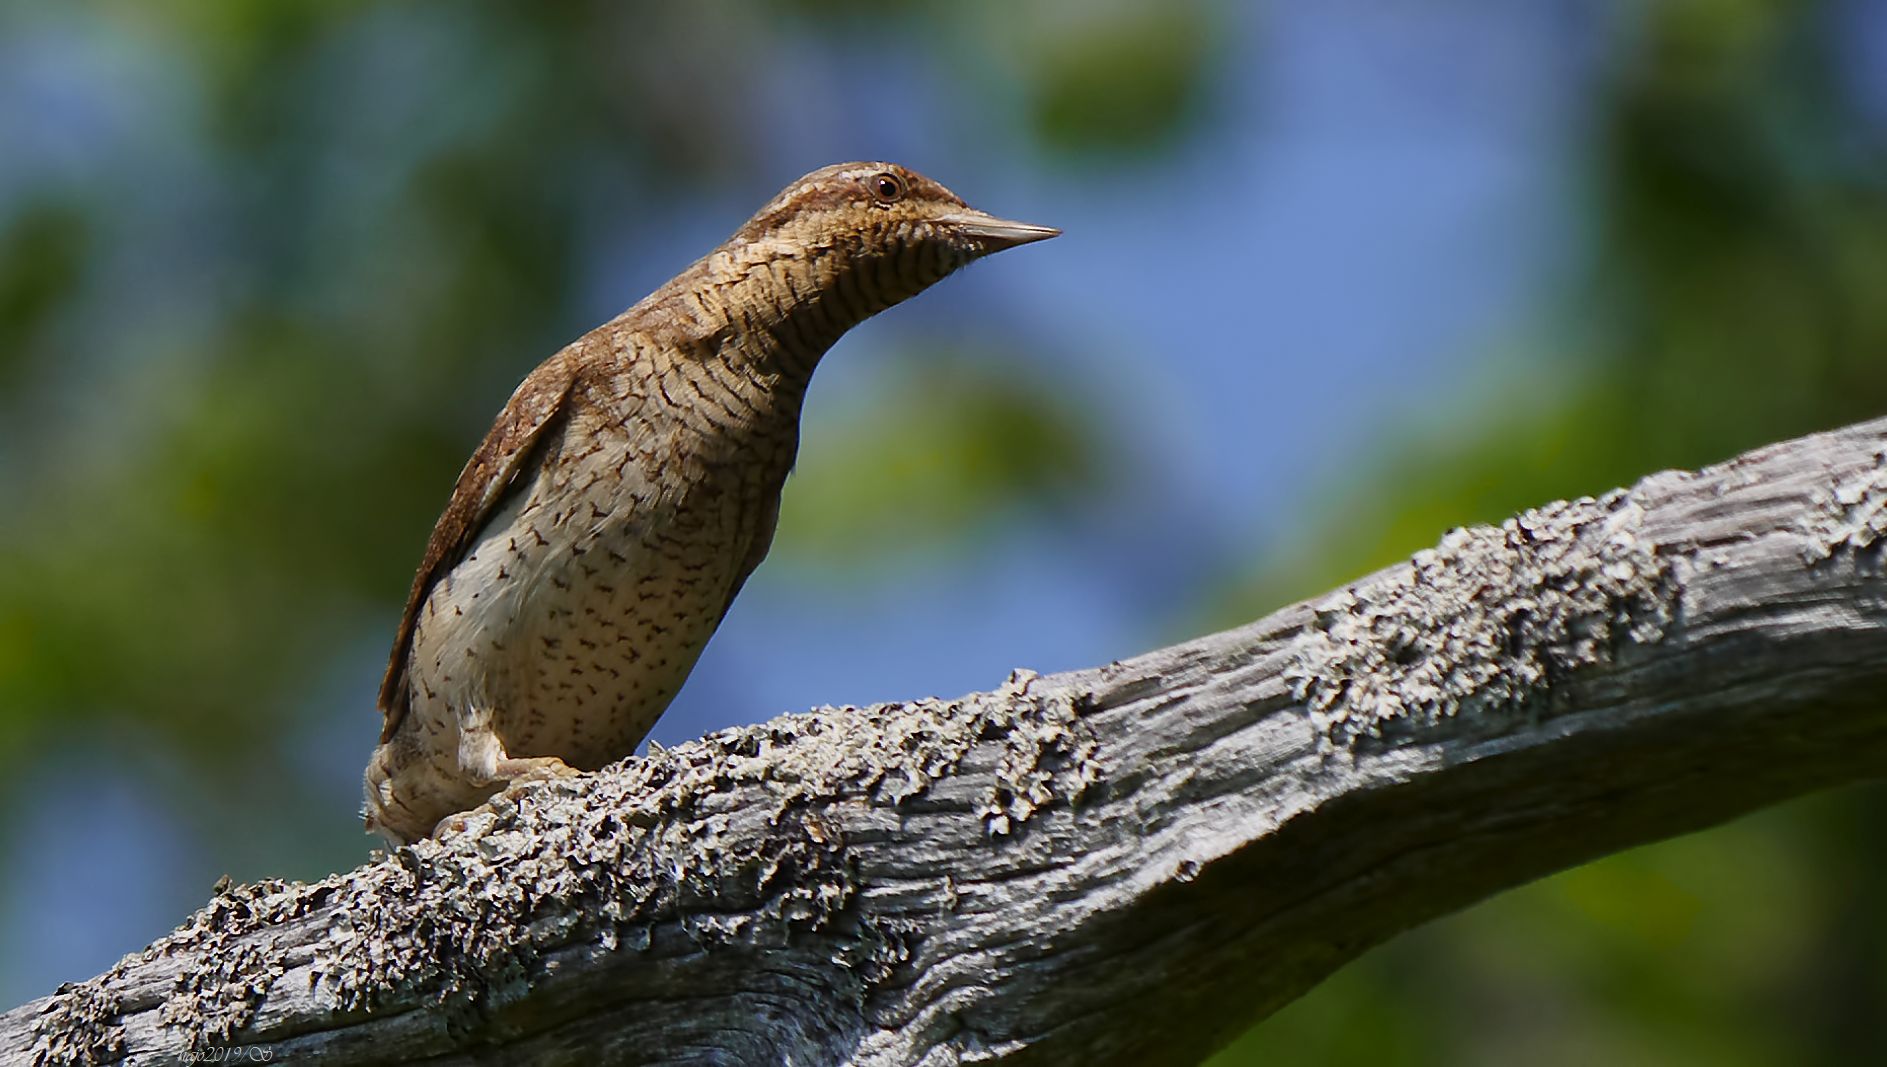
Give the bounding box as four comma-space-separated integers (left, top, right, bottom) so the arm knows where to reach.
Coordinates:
869, 172, 906, 204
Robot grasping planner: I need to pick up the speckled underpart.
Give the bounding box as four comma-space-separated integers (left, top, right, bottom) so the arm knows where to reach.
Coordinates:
1288, 490, 1678, 752
363, 162, 1057, 843
35, 680, 1099, 1063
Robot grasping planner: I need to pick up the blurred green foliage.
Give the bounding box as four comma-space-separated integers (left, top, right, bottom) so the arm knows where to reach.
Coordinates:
1023, 0, 1217, 156
0, 0, 1882, 1061
778, 356, 1107, 568
1215, 0, 1887, 617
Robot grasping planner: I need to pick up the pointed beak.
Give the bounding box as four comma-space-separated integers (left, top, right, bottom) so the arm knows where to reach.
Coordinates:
936, 210, 1062, 253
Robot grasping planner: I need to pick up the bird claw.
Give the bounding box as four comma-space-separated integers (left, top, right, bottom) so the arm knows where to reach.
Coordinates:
496, 755, 583, 788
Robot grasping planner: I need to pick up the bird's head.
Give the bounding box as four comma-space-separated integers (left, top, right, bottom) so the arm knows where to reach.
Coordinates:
730, 162, 1059, 309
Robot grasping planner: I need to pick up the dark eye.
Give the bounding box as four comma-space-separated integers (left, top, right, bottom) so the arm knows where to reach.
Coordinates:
869, 172, 906, 203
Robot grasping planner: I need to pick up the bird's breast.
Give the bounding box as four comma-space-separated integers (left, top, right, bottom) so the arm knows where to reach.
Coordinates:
405, 409, 795, 769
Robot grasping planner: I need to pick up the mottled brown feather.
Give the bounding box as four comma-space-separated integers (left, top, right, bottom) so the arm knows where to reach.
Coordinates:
719, 490, 781, 624
377, 353, 579, 741
363, 162, 1058, 844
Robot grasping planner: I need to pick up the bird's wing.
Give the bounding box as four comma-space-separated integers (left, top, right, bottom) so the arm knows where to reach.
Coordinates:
377, 355, 579, 742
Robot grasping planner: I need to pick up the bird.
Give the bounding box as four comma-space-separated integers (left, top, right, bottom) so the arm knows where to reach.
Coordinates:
363, 162, 1059, 844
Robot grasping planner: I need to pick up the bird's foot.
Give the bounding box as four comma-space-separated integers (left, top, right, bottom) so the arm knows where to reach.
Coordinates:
494, 754, 583, 789
432, 757, 585, 838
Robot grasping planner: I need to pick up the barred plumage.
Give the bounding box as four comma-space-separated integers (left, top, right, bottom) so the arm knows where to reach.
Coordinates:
363, 162, 1057, 844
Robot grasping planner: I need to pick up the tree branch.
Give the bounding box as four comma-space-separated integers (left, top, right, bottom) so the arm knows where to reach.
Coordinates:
9, 417, 1887, 1067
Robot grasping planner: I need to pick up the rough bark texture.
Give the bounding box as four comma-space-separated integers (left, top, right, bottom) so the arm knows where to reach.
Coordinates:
7, 417, 1886, 1067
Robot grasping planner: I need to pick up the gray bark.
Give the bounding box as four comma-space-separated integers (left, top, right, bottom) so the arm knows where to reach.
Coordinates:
7, 416, 1886, 1067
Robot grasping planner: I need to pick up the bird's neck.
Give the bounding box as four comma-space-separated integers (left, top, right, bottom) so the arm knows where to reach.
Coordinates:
653, 235, 897, 399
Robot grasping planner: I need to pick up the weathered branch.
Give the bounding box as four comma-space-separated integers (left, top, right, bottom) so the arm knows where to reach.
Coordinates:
9, 417, 1887, 1066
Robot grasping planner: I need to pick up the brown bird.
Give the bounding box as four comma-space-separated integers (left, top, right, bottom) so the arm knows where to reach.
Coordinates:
363, 162, 1058, 844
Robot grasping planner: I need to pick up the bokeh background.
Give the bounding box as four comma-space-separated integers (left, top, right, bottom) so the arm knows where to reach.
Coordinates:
2, 1, 1884, 1062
